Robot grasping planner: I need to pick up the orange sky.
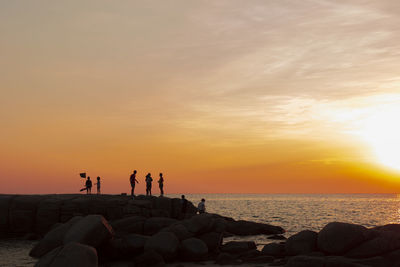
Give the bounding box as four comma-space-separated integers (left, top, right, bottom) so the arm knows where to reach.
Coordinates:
1, 1, 400, 194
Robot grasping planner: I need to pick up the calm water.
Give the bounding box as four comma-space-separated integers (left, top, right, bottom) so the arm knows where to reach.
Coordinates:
2, 194, 400, 266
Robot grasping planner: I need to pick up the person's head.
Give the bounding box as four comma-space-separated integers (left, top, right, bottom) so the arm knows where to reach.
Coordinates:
88, 176, 90, 180
201, 198, 205, 202
159, 173, 163, 177
133, 170, 137, 174
97, 176, 100, 180
181, 195, 185, 199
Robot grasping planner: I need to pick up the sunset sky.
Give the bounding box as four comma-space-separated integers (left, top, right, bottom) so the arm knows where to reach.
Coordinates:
1, 0, 400, 194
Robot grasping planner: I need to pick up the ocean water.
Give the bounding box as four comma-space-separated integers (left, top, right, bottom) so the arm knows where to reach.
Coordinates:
2, 194, 400, 266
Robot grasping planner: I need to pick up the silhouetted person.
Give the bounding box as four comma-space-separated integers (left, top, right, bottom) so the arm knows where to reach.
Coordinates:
85, 176, 92, 194
95, 176, 101, 194
130, 170, 139, 196
198, 198, 206, 214
158, 173, 164, 196
181, 195, 188, 216
145, 173, 153, 196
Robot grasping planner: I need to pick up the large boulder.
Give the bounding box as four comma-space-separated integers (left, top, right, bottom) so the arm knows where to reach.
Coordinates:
261, 242, 285, 257
215, 252, 239, 265
325, 256, 370, 267
144, 231, 179, 261
346, 230, 400, 258
134, 250, 165, 267
143, 217, 177, 235
111, 216, 145, 234
221, 241, 257, 254
180, 238, 208, 261
318, 222, 368, 255
184, 213, 215, 234
286, 230, 318, 255
160, 223, 193, 241
63, 215, 114, 248
121, 234, 149, 255
285, 255, 325, 267
30, 216, 83, 258
35, 242, 97, 267
226, 220, 284, 236
198, 232, 223, 252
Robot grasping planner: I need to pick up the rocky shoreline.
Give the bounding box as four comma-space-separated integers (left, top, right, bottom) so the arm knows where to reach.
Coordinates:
1, 194, 400, 266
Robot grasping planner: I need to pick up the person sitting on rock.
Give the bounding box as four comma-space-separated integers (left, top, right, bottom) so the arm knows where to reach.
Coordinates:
85, 176, 92, 194
95, 176, 101, 194
158, 173, 164, 196
198, 198, 206, 214
130, 170, 139, 196
145, 173, 153, 196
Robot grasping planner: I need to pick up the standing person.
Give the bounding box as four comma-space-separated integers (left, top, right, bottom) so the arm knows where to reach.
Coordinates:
130, 170, 139, 196
181, 195, 188, 218
85, 176, 92, 194
95, 176, 101, 194
198, 198, 206, 214
158, 173, 164, 196
145, 173, 153, 196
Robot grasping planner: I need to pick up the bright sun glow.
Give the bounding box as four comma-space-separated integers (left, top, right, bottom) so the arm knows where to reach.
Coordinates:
358, 105, 400, 171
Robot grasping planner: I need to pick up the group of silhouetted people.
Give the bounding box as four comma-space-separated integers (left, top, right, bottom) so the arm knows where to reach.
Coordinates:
78, 172, 205, 214
80, 176, 101, 195
130, 170, 164, 197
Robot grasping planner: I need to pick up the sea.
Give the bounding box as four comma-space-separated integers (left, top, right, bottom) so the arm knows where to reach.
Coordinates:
1, 194, 400, 266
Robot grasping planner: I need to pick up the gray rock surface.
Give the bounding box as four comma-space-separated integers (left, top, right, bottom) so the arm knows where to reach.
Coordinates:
286, 230, 318, 255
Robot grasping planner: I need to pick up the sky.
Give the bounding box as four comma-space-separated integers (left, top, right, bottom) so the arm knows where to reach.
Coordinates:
1, 0, 400, 194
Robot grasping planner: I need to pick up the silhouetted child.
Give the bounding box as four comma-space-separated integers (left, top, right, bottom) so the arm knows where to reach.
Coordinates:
95, 176, 101, 194
85, 176, 92, 194
145, 173, 153, 196
158, 173, 164, 196
198, 198, 206, 214
130, 170, 139, 196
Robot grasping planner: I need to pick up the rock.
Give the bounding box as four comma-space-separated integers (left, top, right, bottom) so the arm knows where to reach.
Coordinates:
213, 217, 228, 233
150, 209, 170, 217
36, 198, 63, 235
226, 220, 284, 236
261, 242, 285, 257
9, 195, 44, 233
111, 216, 145, 234
244, 255, 274, 264
180, 238, 208, 261
198, 232, 223, 252
35, 246, 63, 267
184, 213, 215, 234
373, 224, 400, 233
318, 222, 368, 255
221, 241, 257, 254
347, 230, 400, 258
23, 232, 41, 240
269, 234, 287, 240
286, 230, 318, 255
63, 215, 114, 248
143, 217, 178, 235
0, 195, 14, 234
285, 255, 326, 267
160, 223, 193, 241
35, 242, 97, 267
325, 256, 369, 267
152, 197, 172, 216
30, 216, 83, 258
171, 198, 183, 219
144, 232, 179, 261
121, 234, 149, 255
215, 252, 240, 265
134, 250, 165, 267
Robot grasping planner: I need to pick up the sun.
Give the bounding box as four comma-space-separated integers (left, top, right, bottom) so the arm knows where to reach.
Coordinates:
358, 105, 400, 171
